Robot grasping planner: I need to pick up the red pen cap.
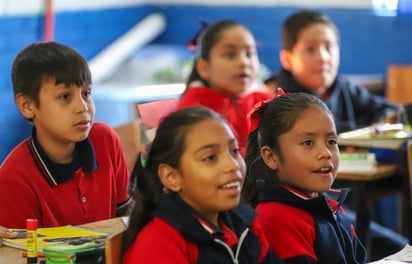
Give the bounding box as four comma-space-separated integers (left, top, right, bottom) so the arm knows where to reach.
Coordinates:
26, 219, 38, 230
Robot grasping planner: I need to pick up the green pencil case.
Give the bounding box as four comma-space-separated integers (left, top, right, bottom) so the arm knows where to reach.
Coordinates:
43, 237, 105, 264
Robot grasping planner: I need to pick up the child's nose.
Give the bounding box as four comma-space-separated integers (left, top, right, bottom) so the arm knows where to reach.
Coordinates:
239, 52, 250, 65
319, 47, 331, 61
223, 153, 239, 172
318, 145, 332, 159
75, 97, 89, 113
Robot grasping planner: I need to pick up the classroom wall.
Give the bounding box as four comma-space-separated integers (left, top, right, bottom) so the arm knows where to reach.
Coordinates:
1, 0, 412, 161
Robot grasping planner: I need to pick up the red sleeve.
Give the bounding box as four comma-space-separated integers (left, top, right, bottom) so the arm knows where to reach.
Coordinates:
123, 217, 198, 263
250, 220, 272, 263
256, 202, 318, 261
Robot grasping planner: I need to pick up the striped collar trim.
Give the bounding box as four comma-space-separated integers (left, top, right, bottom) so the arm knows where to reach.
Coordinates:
27, 128, 97, 186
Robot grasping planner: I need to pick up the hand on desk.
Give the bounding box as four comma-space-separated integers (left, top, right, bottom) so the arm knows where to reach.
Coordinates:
0, 226, 16, 239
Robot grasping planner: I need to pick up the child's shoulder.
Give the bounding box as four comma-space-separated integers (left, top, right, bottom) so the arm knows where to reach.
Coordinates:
88, 122, 119, 144
90, 122, 116, 135
243, 89, 275, 101
177, 87, 228, 109
0, 138, 31, 169
238, 90, 274, 108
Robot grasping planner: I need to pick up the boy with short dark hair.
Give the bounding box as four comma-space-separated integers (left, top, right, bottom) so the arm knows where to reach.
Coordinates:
0, 42, 133, 228
266, 10, 401, 133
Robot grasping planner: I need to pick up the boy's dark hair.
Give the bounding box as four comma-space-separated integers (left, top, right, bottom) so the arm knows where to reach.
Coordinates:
242, 92, 333, 206
281, 10, 339, 50
121, 106, 229, 257
11, 41, 92, 107
184, 19, 244, 92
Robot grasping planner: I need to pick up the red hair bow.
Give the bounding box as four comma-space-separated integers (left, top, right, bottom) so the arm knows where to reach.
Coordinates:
248, 88, 286, 133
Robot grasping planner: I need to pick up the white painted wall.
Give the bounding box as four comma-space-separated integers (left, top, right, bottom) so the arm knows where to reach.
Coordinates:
0, 0, 372, 16
150, 0, 372, 8
0, 0, 145, 16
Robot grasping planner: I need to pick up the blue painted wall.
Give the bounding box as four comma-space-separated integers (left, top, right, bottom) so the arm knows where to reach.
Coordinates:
154, 5, 412, 75
0, 5, 158, 161
1, 4, 412, 162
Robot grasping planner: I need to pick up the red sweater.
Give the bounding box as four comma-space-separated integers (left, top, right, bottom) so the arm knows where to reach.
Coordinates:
0, 123, 132, 228
177, 87, 274, 156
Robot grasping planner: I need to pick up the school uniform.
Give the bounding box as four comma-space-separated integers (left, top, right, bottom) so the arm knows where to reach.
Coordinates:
0, 122, 133, 228
123, 194, 282, 264
255, 184, 367, 264
177, 86, 274, 156
274, 69, 401, 133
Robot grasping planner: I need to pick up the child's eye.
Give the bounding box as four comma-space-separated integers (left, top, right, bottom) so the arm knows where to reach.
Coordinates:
327, 139, 338, 146
245, 50, 256, 58
59, 93, 70, 100
203, 154, 216, 162
83, 90, 91, 96
223, 51, 236, 58
302, 140, 314, 147
231, 147, 240, 156
306, 46, 316, 54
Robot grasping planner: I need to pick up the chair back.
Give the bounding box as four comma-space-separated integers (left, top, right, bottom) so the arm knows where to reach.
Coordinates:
113, 120, 142, 173
386, 65, 412, 104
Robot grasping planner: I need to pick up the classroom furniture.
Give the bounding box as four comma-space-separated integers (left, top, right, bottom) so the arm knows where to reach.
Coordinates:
386, 64, 412, 105
0, 217, 127, 264
112, 98, 177, 172
337, 131, 412, 251
113, 120, 142, 173
336, 163, 401, 250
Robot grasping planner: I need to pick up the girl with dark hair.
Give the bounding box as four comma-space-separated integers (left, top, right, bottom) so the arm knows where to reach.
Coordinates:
177, 19, 274, 156
122, 106, 282, 264
242, 92, 368, 263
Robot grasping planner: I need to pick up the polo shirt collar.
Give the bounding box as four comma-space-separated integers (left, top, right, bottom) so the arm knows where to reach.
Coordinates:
28, 127, 97, 186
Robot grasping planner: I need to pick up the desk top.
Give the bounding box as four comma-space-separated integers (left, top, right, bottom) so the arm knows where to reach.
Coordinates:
338, 138, 407, 150
337, 163, 400, 181
0, 217, 127, 264
338, 124, 412, 150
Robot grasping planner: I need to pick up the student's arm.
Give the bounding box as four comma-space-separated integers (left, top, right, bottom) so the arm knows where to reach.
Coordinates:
104, 124, 134, 216
346, 81, 401, 125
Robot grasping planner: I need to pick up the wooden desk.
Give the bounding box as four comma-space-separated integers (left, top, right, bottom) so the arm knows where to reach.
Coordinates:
337, 164, 401, 250
338, 164, 400, 181
338, 128, 412, 242
0, 217, 127, 264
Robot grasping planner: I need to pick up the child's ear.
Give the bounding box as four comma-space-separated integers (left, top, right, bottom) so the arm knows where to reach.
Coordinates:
196, 58, 210, 80
158, 163, 182, 192
279, 49, 292, 71
260, 146, 279, 170
15, 93, 35, 120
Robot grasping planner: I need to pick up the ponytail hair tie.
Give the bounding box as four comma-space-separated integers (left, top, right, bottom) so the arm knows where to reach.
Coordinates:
187, 20, 209, 51
140, 142, 152, 168
248, 88, 286, 133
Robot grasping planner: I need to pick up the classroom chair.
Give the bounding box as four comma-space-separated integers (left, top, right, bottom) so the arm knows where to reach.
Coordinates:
113, 120, 142, 173
386, 64, 412, 105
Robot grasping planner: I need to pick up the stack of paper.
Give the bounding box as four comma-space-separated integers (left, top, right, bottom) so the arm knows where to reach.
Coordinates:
338, 152, 377, 173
